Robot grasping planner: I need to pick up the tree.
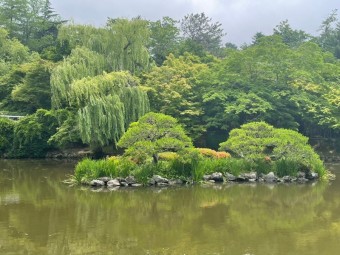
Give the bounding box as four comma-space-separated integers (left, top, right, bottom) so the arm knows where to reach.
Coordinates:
317, 9, 340, 58
181, 13, 225, 55
0, 0, 64, 52
0, 117, 15, 154
11, 109, 59, 157
118, 112, 192, 163
149, 16, 180, 65
0, 28, 30, 75
58, 17, 151, 74
50, 47, 106, 108
10, 58, 54, 113
53, 71, 149, 152
0, 0, 27, 40
219, 122, 325, 175
143, 53, 208, 141
273, 20, 311, 48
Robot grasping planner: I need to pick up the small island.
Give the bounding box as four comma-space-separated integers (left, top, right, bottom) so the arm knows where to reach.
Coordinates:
71, 113, 330, 189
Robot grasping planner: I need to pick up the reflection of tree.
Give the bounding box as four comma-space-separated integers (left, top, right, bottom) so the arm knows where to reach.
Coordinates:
0, 160, 340, 254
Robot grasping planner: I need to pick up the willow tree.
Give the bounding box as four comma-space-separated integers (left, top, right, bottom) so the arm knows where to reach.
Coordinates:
50, 47, 106, 108
57, 17, 150, 74
52, 71, 149, 151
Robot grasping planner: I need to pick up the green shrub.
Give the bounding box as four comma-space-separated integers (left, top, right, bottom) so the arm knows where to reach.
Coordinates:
0, 118, 15, 155
219, 122, 326, 177
10, 109, 59, 158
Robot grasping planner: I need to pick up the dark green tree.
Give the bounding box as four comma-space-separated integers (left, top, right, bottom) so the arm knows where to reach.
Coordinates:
273, 20, 311, 48
181, 13, 225, 56
149, 16, 180, 65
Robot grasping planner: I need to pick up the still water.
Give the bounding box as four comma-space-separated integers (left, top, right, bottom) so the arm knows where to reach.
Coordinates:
0, 160, 340, 255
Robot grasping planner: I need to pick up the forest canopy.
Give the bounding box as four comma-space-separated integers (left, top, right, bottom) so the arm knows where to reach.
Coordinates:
0, 2, 339, 158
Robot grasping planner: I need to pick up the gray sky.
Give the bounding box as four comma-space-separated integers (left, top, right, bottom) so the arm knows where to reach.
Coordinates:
50, 0, 339, 45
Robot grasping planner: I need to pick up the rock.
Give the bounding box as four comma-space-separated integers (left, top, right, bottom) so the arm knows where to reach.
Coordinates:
210, 172, 224, 182
157, 182, 169, 187
243, 172, 257, 181
107, 179, 121, 187
263, 172, 277, 183
203, 172, 224, 182
203, 175, 211, 181
125, 176, 136, 185
90, 180, 105, 187
297, 171, 306, 178
225, 173, 237, 181
282, 176, 293, 183
152, 175, 169, 184
120, 181, 129, 187
98, 177, 110, 184
306, 172, 319, 180
169, 179, 184, 185
235, 175, 247, 182
148, 178, 156, 186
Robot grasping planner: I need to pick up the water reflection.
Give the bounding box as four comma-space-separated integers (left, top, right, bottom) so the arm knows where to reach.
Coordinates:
0, 160, 340, 255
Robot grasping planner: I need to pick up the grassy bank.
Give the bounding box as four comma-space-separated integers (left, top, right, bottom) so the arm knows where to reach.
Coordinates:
72, 148, 327, 185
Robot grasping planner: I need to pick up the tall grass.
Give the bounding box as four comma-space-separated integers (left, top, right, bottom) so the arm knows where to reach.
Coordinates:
274, 159, 300, 177
74, 158, 117, 183
73, 154, 326, 184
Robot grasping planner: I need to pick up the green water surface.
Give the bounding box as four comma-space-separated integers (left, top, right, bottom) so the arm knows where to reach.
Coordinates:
0, 160, 340, 255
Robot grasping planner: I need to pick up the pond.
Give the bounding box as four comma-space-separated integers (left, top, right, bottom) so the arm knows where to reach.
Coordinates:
0, 160, 340, 255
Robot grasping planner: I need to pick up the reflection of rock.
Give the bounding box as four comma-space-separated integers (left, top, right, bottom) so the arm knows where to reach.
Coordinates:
297, 177, 309, 184
131, 183, 143, 187
0, 194, 20, 205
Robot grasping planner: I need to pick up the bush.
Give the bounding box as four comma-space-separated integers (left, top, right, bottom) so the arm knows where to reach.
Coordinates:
219, 122, 326, 177
197, 148, 219, 158
158, 152, 179, 161
0, 118, 15, 155
10, 109, 59, 158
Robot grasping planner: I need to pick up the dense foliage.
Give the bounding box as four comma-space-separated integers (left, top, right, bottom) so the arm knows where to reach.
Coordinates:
73, 119, 326, 184
219, 122, 325, 176
117, 112, 192, 163
0, 3, 339, 162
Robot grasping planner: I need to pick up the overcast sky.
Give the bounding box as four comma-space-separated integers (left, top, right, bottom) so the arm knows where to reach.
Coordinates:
50, 0, 339, 45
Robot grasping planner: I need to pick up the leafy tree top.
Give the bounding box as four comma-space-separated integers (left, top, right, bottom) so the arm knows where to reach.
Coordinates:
219, 122, 325, 173
118, 112, 192, 154
181, 13, 225, 55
